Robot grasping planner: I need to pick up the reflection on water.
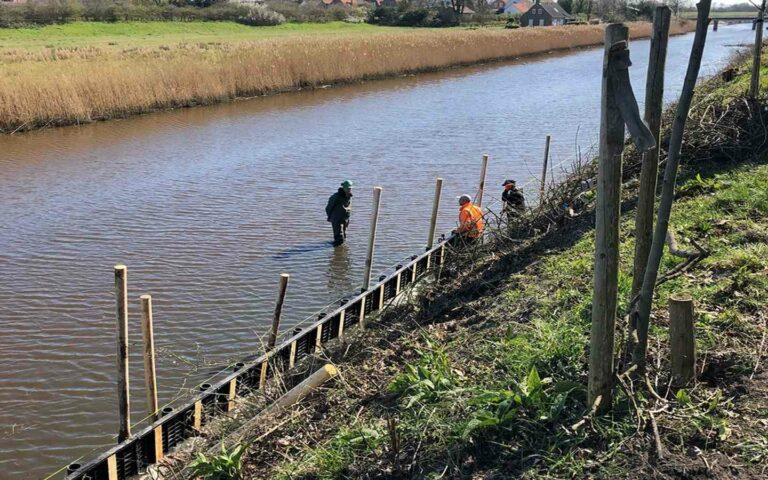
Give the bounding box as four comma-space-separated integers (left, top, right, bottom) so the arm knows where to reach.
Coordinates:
273, 241, 334, 260
0, 23, 755, 478
327, 244, 354, 296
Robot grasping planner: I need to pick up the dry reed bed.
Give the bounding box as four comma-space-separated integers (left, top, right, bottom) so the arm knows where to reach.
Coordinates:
0, 22, 692, 133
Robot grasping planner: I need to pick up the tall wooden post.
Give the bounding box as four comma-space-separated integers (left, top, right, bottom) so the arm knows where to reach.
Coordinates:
712, 19, 718, 31
114, 265, 131, 441
476, 154, 489, 208
539, 135, 551, 204
269, 273, 290, 348
140, 295, 159, 422
260, 273, 290, 389
749, 1, 766, 99
634, 0, 712, 373
669, 294, 696, 385
363, 187, 383, 290
588, 24, 628, 413
631, 6, 671, 324
427, 178, 443, 249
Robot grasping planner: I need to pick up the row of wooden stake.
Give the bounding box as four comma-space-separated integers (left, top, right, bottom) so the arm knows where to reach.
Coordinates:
110, 148, 561, 443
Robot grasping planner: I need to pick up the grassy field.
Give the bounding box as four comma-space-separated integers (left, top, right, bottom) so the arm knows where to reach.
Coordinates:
204, 56, 767, 478
0, 21, 393, 51
0, 20, 693, 133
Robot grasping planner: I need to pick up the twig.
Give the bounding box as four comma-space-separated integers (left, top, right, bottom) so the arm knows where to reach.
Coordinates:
571, 395, 602, 430
649, 410, 665, 460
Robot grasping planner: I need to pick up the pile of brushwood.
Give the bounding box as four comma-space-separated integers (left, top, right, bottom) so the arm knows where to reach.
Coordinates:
163, 50, 768, 480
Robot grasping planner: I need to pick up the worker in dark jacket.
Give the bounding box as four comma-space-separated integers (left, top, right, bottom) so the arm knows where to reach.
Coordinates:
501, 179, 525, 216
326, 180, 353, 246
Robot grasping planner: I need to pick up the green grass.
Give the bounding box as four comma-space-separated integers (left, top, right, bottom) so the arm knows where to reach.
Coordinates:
0, 21, 414, 51
275, 161, 768, 479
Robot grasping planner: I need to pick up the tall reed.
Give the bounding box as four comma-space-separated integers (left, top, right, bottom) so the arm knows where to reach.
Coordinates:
0, 22, 692, 132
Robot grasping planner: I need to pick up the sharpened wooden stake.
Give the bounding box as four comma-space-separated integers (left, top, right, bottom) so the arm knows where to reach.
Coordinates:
269, 274, 290, 349
588, 24, 628, 413
140, 295, 159, 422
114, 265, 131, 442
539, 135, 551, 204
634, 0, 712, 374
632, 5, 671, 299
476, 154, 489, 208
669, 294, 696, 385
362, 187, 383, 291
427, 177, 443, 249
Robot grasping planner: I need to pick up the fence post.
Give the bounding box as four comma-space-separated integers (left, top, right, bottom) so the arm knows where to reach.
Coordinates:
363, 187, 383, 291
426, 177, 443, 249
750, 1, 766, 99
669, 294, 696, 384
476, 154, 489, 208
631, 6, 671, 323
633, 0, 712, 373
260, 273, 290, 388
140, 295, 159, 422
114, 265, 131, 442
712, 18, 718, 31
539, 135, 551, 204
269, 273, 290, 348
588, 24, 628, 413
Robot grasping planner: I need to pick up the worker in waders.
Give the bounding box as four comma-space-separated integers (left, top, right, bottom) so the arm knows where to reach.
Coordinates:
452, 194, 484, 245
326, 180, 353, 247
501, 179, 525, 217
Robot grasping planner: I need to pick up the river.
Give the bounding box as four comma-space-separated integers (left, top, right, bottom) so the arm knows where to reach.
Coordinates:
0, 23, 755, 478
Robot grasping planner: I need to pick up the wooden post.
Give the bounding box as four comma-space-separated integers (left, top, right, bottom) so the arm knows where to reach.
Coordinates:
634, 0, 712, 373
140, 295, 159, 422
631, 6, 671, 328
269, 273, 289, 349
712, 18, 718, 31
539, 135, 551, 204
426, 177, 443, 249
749, 1, 766, 99
114, 265, 131, 442
669, 294, 696, 384
588, 24, 628, 413
362, 187, 383, 290
260, 273, 290, 389
476, 154, 489, 208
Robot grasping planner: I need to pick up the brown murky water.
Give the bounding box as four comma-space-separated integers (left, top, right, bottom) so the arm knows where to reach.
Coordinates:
0, 24, 754, 478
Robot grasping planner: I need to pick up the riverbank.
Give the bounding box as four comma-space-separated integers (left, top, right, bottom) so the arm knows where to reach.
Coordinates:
0, 20, 694, 134
156, 49, 768, 479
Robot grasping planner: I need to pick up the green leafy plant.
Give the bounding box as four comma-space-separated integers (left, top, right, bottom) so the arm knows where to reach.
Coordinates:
462, 367, 581, 438
389, 339, 457, 407
190, 443, 248, 480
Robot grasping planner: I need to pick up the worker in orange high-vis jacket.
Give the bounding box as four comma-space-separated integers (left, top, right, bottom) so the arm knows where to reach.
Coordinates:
453, 194, 484, 244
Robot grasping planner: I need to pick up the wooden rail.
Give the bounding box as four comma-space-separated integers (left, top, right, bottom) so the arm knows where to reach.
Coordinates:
64, 238, 449, 480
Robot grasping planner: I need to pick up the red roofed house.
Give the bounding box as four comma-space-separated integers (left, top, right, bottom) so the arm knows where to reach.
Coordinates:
501, 0, 533, 15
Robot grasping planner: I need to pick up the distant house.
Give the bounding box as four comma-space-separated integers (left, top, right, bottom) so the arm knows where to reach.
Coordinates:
520, 0, 570, 26
322, 0, 358, 6
501, 0, 533, 15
